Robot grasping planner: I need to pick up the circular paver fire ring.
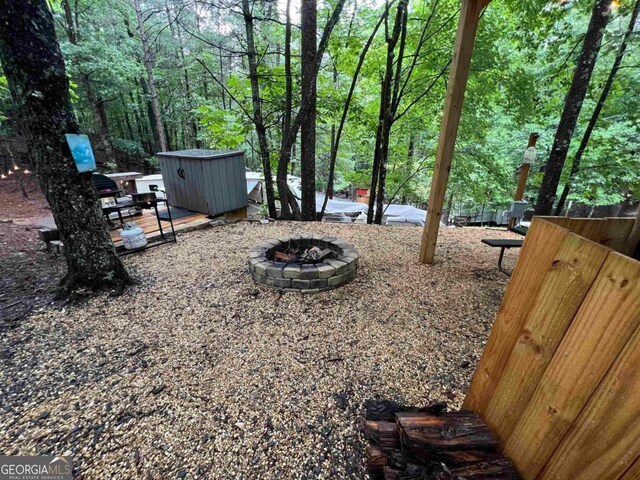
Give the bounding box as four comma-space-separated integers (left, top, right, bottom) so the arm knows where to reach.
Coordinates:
248, 235, 358, 293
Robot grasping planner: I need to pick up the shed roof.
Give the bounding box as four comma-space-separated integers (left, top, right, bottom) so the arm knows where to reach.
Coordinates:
156, 149, 244, 160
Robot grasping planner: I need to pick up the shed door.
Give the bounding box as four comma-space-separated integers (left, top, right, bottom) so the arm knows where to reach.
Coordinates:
181, 159, 209, 213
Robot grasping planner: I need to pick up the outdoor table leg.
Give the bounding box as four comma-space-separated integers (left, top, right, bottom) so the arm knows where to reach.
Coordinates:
498, 246, 511, 277
117, 208, 124, 226
153, 203, 165, 239
165, 202, 176, 242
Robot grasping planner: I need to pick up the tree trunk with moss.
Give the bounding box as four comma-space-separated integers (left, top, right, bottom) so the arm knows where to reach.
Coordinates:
0, 0, 130, 292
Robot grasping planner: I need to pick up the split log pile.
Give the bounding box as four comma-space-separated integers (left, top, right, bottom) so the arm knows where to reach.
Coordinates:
274, 245, 335, 264
361, 402, 521, 479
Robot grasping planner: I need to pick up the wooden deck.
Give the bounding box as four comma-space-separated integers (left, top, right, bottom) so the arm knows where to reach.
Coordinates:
109, 209, 209, 245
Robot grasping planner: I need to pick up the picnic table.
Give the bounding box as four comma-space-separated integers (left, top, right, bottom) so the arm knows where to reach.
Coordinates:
481, 238, 523, 276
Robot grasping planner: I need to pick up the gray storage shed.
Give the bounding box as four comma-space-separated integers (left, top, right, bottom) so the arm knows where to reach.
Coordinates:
157, 149, 248, 216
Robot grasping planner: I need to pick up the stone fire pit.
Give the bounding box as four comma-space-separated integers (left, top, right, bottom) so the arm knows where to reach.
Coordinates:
248, 235, 358, 293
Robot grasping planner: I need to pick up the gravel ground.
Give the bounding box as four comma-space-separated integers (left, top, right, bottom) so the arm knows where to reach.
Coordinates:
0, 221, 518, 479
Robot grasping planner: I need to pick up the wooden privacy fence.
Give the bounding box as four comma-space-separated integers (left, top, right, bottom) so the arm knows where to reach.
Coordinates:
463, 216, 640, 480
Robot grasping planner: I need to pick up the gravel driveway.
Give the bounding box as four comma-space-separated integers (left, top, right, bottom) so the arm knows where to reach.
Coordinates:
0, 221, 518, 479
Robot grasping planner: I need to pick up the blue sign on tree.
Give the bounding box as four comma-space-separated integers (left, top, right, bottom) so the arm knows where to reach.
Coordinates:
65, 134, 97, 173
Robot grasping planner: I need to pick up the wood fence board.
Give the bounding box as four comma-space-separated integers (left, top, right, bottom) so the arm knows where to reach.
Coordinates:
621, 457, 640, 480
539, 216, 571, 228
463, 219, 569, 413
539, 217, 634, 254
540, 323, 640, 480
625, 208, 640, 257
503, 253, 640, 478
482, 233, 609, 445
567, 218, 607, 242
601, 218, 635, 255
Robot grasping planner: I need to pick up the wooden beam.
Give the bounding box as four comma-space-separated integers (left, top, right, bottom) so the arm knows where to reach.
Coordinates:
625, 204, 640, 258
419, 0, 490, 264
508, 133, 539, 228
514, 133, 539, 201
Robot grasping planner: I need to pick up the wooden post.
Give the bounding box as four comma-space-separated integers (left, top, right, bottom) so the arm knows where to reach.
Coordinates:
514, 133, 539, 200
626, 204, 640, 258
508, 132, 539, 228
419, 0, 491, 264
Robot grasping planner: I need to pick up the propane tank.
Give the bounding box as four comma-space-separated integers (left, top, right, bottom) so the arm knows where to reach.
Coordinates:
121, 221, 148, 250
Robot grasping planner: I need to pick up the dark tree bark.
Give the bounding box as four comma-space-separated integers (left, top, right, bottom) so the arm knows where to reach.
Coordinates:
131, 84, 153, 154
140, 76, 162, 153
445, 191, 454, 226
368, 0, 408, 224
121, 94, 136, 140
554, 0, 640, 215
276, 0, 302, 220
86, 83, 117, 167
365, 0, 448, 224
275, 0, 346, 220
0, 0, 129, 291
300, 0, 318, 221
534, 0, 611, 215
242, 0, 277, 218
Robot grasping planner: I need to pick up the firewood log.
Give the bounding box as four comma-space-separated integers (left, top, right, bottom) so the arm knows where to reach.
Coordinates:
379, 421, 400, 449
365, 400, 448, 421
383, 466, 400, 480
362, 419, 380, 441
434, 449, 504, 467
396, 412, 497, 453
432, 458, 521, 479
366, 445, 388, 474
361, 420, 400, 449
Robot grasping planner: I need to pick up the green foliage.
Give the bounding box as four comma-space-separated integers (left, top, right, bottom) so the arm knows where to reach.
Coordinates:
1, 0, 633, 214
196, 104, 250, 150
0, 75, 9, 122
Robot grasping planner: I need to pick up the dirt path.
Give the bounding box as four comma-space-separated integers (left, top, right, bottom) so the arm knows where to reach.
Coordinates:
0, 175, 64, 327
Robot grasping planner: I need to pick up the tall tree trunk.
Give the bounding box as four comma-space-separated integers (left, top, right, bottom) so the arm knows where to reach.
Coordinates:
242, 0, 277, 218
367, 121, 384, 223
445, 191, 454, 226
134, 0, 167, 153
534, 0, 611, 215
170, 3, 200, 148
368, 0, 408, 224
0, 0, 129, 291
140, 77, 160, 153
319, 3, 391, 220
130, 85, 152, 153
88, 85, 117, 168
218, 46, 227, 110
276, 0, 301, 220
275, 0, 346, 220
554, 0, 640, 215
121, 94, 136, 140
300, 0, 318, 221
61, 0, 116, 168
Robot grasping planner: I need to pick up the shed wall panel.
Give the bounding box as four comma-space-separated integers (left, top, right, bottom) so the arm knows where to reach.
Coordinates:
158, 150, 248, 216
